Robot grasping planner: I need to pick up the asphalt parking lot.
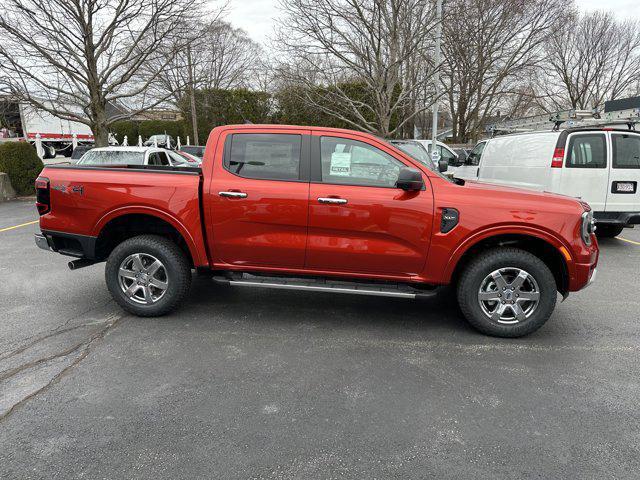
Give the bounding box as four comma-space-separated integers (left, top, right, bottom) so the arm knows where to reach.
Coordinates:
1, 198, 639, 479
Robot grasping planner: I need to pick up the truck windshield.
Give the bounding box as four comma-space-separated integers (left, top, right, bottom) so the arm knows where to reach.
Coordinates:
393, 142, 432, 165
77, 150, 145, 165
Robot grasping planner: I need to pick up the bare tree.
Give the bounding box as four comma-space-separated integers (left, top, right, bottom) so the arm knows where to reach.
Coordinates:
274, 0, 437, 138
442, 0, 569, 142
150, 20, 263, 106
540, 10, 640, 111
0, 0, 207, 146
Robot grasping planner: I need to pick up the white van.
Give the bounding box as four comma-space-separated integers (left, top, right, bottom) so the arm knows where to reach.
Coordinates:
453, 128, 640, 237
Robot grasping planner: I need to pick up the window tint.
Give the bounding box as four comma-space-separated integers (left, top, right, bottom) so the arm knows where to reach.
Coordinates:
226, 134, 301, 180
566, 134, 606, 168
612, 134, 640, 169
148, 152, 170, 166
320, 137, 403, 188
467, 142, 485, 166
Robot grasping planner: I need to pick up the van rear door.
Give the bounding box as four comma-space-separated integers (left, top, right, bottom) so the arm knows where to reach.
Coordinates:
605, 132, 640, 213
559, 132, 609, 211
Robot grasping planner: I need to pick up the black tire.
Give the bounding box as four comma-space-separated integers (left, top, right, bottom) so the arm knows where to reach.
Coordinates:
105, 235, 191, 317
456, 248, 557, 338
595, 224, 624, 239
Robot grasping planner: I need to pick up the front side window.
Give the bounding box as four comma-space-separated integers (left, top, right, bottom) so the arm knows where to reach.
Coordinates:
438, 146, 457, 162
467, 142, 485, 166
226, 134, 301, 180
612, 134, 640, 169
566, 134, 606, 168
148, 152, 170, 166
320, 137, 404, 188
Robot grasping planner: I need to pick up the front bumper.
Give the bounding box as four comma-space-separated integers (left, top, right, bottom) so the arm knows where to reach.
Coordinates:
594, 211, 640, 226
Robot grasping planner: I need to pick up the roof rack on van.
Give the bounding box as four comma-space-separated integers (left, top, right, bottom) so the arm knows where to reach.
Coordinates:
487, 96, 640, 136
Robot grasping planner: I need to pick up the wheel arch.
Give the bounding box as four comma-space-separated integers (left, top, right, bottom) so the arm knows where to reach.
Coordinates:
446, 230, 571, 295
93, 208, 204, 267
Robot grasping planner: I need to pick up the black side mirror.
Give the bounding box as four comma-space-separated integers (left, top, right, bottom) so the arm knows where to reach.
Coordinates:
456, 153, 467, 165
438, 159, 448, 173
465, 155, 475, 166
396, 167, 424, 191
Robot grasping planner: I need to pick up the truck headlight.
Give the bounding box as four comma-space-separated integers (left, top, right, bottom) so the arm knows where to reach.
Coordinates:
581, 211, 595, 245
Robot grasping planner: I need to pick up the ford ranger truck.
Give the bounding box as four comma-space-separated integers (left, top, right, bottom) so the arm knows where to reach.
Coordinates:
34, 125, 599, 337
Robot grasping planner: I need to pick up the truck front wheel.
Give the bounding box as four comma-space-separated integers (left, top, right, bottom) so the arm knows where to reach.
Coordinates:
105, 235, 191, 317
456, 248, 557, 337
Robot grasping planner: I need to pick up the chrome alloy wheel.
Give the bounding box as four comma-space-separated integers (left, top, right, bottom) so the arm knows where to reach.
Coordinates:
118, 253, 168, 305
478, 267, 540, 324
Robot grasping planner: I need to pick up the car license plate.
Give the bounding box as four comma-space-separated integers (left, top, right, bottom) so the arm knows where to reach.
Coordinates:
613, 181, 636, 193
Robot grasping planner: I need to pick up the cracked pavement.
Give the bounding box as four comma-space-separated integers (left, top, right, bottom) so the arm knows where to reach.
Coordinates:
1, 198, 640, 479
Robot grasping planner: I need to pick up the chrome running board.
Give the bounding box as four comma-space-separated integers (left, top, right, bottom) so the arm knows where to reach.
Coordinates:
212, 274, 437, 299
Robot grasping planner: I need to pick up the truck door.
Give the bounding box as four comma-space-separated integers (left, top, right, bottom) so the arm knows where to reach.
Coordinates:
605, 132, 640, 212
559, 132, 609, 211
306, 133, 433, 277
207, 130, 311, 268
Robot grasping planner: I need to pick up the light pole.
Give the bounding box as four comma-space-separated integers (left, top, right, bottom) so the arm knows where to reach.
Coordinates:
431, 0, 443, 161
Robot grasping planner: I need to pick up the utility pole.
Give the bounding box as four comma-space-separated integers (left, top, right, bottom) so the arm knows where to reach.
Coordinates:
431, 0, 443, 160
186, 44, 199, 146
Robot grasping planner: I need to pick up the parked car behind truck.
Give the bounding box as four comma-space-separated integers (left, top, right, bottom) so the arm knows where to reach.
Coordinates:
34, 124, 598, 338
454, 128, 640, 237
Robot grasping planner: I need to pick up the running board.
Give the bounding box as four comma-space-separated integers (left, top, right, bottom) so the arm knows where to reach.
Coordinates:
212, 274, 437, 299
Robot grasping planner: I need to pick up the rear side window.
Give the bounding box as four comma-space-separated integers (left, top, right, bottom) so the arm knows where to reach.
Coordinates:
612, 134, 640, 169
226, 134, 301, 180
566, 134, 606, 168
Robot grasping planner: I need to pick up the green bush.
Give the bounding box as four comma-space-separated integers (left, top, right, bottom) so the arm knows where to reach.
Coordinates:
138, 120, 186, 141
110, 120, 139, 145
0, 141, 44, 195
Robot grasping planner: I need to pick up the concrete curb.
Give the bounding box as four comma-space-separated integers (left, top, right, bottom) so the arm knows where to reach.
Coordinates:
0, 173, 16, 202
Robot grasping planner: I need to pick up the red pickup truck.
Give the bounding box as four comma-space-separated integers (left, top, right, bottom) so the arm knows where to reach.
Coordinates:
34, 125, 599, 337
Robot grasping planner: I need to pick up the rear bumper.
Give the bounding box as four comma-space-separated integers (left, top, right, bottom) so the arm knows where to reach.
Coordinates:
594, 211, 640, 226
35, 230, 97, 259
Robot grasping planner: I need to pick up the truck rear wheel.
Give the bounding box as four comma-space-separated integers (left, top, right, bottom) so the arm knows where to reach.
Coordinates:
595, 225, 624, 238
456, 248, 557, 337
105, 235, 191, 317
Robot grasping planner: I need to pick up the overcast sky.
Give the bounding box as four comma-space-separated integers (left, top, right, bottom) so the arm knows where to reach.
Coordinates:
225, 0, 640, 45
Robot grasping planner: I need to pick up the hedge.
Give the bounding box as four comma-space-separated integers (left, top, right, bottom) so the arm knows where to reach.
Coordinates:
0, 142, 44, 195
138, 120, 186, 141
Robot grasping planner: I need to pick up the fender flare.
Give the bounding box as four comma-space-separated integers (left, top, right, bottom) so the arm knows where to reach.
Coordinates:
443, 225, 574, 283
92, 206, 207, 266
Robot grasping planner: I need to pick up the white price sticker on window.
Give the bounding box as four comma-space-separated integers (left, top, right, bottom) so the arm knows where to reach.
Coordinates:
330, 152, 351, 176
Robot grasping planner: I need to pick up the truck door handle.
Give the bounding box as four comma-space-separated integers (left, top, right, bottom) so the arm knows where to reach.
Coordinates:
318, 197, 347, 205
219, 191, 247, 198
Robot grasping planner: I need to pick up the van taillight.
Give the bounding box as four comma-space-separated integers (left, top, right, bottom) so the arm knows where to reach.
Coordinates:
551, 148, 564, 168
35, 176, 50, 215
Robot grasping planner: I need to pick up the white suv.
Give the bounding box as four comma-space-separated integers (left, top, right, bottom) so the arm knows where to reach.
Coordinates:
453, 128, 640, 237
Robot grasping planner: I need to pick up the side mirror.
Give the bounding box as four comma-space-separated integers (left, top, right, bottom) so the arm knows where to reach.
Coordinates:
456, 153, 467, 165
465, 155, 475, 166
438, 159, 448, 173
396, 167, 424, 191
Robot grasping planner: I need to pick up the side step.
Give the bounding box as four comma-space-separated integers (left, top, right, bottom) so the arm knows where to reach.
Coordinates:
212, 273, 438, 299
